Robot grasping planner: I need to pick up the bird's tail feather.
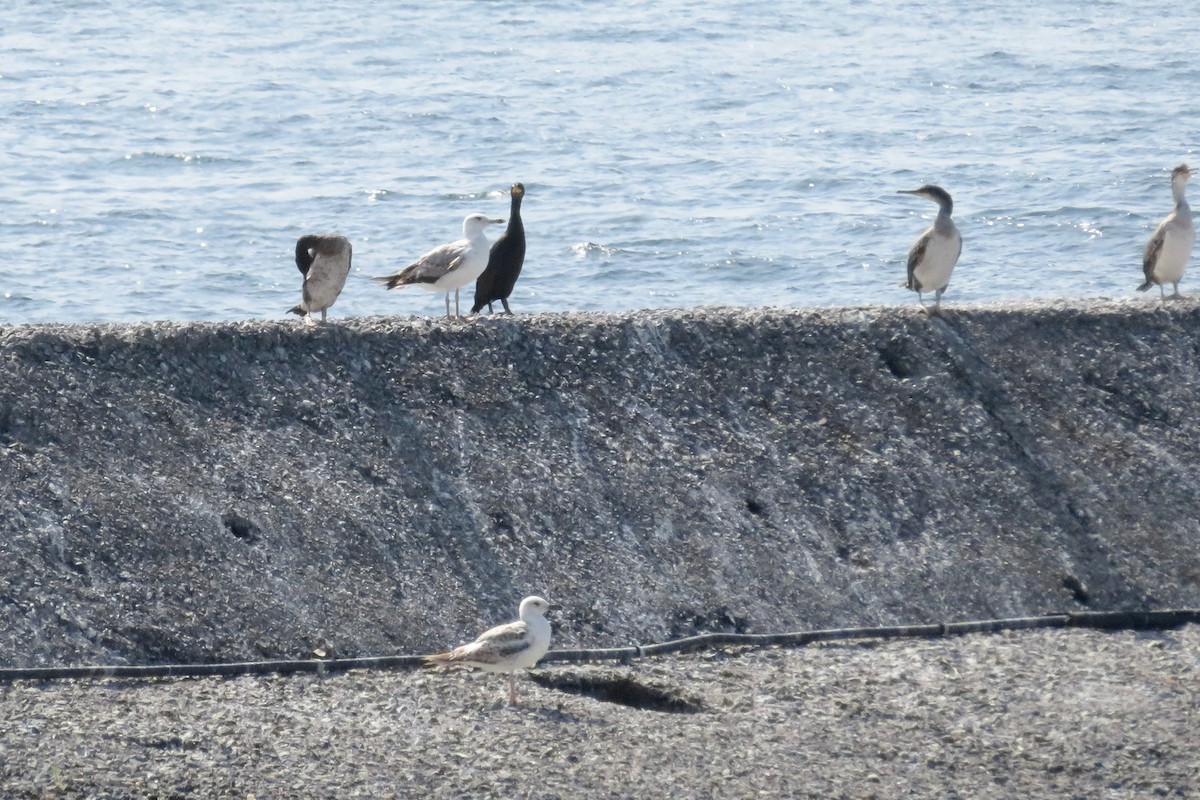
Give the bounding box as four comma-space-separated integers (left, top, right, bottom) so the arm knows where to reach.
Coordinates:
287, 305, 307, 317
424, 651, 460, 668
1136, 280, 1152, 292
372, 275, 405, 290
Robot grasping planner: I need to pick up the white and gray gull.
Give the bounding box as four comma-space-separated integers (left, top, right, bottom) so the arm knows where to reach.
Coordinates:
288, 234, 352, 323
373, 213, 503, 319
1138, 164, 1195, 299
425, 595, 560, 705
899, 184, 962, 313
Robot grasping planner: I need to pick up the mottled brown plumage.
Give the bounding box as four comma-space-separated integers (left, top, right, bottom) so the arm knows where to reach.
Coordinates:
425, 596, 559, 705
289, 234, 352, 323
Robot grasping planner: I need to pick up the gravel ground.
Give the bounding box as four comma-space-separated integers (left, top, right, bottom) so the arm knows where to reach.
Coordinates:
3, 625, 1198, 799
3, 303, 1200, 797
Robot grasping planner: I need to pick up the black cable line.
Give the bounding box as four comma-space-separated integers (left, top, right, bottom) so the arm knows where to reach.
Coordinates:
1, 609, 1194, 682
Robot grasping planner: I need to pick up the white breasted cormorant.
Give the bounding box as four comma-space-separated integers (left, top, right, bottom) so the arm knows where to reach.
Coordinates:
1138, 164, 1195, 299
899, 184, 962, 312
288, 234, 352, 323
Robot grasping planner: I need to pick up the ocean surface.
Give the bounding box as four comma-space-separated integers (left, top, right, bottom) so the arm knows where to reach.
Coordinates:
2, 0, 1198, 325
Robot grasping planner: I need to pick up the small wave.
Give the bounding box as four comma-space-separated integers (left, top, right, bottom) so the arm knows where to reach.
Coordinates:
121, 152, 237, 166
442, 191, 492, 202
95, 209, 177, 224
438, 185, 522, 202
571, 242, 616, 259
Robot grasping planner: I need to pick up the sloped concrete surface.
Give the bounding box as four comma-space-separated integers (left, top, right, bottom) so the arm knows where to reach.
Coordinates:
2, 300, 1199, 669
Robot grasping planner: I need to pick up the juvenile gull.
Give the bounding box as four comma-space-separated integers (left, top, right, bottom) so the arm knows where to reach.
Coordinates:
288, 234, 352, 323
472, 182, 527, 315
373, 213, 503, 319
425, 595, 560, 705
1138, 164, 1195, 299
899, 184, 962, 313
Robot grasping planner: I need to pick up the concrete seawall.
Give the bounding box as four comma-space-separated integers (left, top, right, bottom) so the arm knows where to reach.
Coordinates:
3, 300, 1199, 668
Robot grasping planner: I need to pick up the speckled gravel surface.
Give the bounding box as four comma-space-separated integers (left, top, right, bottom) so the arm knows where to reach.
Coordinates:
3, 303, 1200, 797
3, 625, 1198, 799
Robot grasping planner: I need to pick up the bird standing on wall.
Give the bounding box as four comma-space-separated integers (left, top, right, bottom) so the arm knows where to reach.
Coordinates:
472, 183, 527, 315
1138, 164, 1195, 299
373, 213, 503, 319
425, 595, 560, 705
288, 234, 352, 324
899, 185, 962, 313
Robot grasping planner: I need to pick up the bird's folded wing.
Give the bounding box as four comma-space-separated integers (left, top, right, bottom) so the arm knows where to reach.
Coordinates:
408, 243, 466, 282
372, 242, 466, 287
906, 230, 931, 288
473, 621, 533, 656
453, 621, 533, 665
426, 620, 534, 666
1143, 222, 1167, 278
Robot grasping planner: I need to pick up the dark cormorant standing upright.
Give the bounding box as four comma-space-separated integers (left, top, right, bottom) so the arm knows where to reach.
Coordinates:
472, 183, 526, 315
288, 234, 352, 323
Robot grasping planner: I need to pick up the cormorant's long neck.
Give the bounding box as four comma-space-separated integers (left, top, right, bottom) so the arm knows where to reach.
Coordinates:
933, 200, 955, 236
508, 195, 524, 238
1173, 179, 1190, 211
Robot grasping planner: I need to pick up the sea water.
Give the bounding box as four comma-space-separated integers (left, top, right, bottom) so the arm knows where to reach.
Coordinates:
1, 0, 1197, 324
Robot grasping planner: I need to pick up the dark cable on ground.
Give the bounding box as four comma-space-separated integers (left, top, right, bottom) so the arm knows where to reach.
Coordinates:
1, 609, 1195, 682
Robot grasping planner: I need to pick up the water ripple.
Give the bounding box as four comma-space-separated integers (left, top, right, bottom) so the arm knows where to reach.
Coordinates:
0, 0, 1197, 323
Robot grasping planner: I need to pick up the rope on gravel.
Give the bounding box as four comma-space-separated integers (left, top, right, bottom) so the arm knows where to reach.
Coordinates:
1, 608, 1195, 682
